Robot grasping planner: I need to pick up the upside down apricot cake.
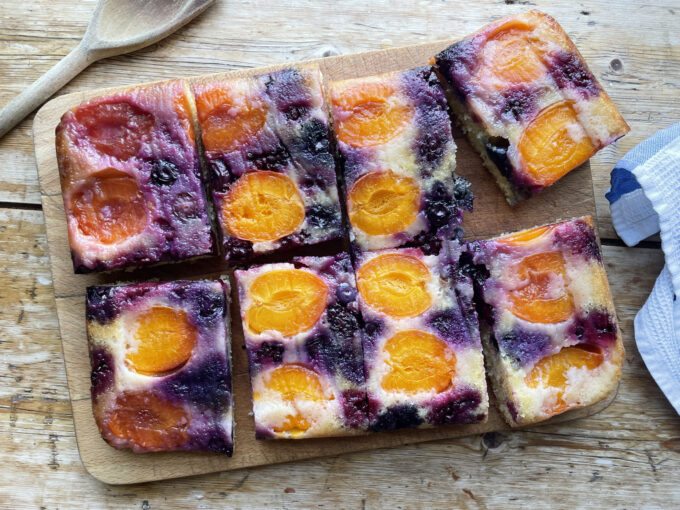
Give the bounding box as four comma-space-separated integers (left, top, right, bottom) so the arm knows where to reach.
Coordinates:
434, 11, 629, 204
86, 280, 234, 454
56, 80, 216, 273
463, 217, 624, 426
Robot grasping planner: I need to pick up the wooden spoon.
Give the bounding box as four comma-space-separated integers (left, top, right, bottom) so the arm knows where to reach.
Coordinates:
0, 0, 215, 138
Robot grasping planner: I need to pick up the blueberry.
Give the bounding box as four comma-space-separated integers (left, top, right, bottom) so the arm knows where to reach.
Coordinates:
548, 51, 602, 98
251, 341, 285, 366
335, 282, 357, 305
172, 192, 200, 221
90, 348, 114, 397
499, 328, 552, 367
568, 310, 617, 347
289, 118, 334, 169
150, 160, 179, 186
411, 230, 442, 256
162, 357, 230, 412
453, 176, 474, 212
86, 286, 117, 324
427, 389, 483, 425
225, 237, 253, 261
306, 203, 341, 231
363, 320, 383, 340
484, 137, 513, 179
246, 143, 291, 170
500, 86, 540, 122
428, 308, 469, 344
196, 289, 225, 322
370, 404, 423, 432
283, 104, 310, 121
209, 158, 233, 188
553, 219, 602, 262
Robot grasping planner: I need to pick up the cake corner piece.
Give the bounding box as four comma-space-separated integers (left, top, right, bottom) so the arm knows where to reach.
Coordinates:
434, 10, 630, 205
86, 279, 234, 455
464, 216, 624, 426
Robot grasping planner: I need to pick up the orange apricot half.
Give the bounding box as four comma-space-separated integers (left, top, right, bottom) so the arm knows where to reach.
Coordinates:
483, 24, 545, 84
245, 269, 328, 336
71, 169, 148, 245
525, 343, 604, 415
381, 330, 456, 394
347, 171, 420, 236
74, 101, 155, 160
508, 251, 575, 324
194, 86, 267, 154
518, 101, 596, 187
498, 224, 556, 246
357, 253, 432, 318
126, 306, 197, 375
223, 171, 305, 243
333, 82, 412, 147
107, 390, 189, 450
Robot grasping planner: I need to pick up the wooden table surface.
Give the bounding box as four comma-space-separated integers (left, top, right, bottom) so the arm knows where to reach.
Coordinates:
1, 0, 678, 508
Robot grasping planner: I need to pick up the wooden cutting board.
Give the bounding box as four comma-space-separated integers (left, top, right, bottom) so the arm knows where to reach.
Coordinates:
32, 39, 611, 485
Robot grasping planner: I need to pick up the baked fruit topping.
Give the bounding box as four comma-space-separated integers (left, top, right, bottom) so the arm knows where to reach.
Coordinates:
347, 170, 420, 236
245, 268, 328, 336
357, 253, 432, 318
71, 169, 148, 245
223, 171, 305, 242
333, 82, 412, 147
518, 101, 596, 186
381, 330, 456, 395
125, 306, 197, 375
107, 390, 190, 451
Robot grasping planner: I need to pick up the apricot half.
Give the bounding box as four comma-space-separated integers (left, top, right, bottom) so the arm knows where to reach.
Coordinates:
245, 269, 328, 336
525, 343, 603, 414
483, 24, 545, 84
194, 86, 267, 154
74, 101, 155, 160
264, 364, 329, 436
126, 306, 197, 375
333, 82, 412, 147
518, 101, 596, 186
508, 251, 575, 324
223, 171, 305, 242
347, 171, 420, 236
357, 253, 432, 318
498, 224, 556, 246
381, 330, 456, 394
107, 390, 189, 450
71, 169, 148, 244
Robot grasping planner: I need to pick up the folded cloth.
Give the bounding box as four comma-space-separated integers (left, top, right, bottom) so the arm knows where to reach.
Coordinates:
606, 122, 680, 414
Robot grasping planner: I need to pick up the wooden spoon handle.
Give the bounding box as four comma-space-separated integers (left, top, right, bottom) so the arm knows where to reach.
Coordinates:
0, 43, 92, 138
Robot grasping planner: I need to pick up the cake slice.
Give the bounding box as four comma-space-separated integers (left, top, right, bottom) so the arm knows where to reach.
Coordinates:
434, 11, 630, 204
355, 244, 487, 432
56, 80, 216, 273
463, 216, 624, 426
328, 66, 472, 254
235, 253, 368, 439
86, 280, 234, 454
192, 68, 343, 262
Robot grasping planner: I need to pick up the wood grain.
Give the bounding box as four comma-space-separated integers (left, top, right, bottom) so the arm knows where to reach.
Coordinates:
2, 0, 680, 506
33, 39, 609, 484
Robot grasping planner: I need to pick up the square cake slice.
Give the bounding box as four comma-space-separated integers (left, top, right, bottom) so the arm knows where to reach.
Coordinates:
464, 216, 624, 426
86, 280, 234, 454
434, 10, 630, 204
329, 66, 472, 254
192, 68, 343, 262
355, 244, 488, 432
235, 253, 368, 439
56, 80, 216, 273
